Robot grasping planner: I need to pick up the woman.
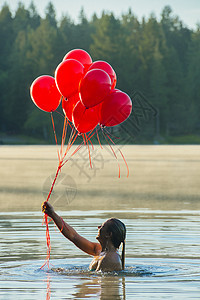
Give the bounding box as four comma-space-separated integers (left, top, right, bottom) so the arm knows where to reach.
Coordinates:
42, 201, 126, 271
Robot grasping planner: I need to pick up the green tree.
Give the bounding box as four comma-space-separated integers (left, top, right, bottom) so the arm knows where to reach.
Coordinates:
0, 4, 14, 131
90, 12, 122, 64
73, 7, 93, 51
1, 3, 32, 133
12, 2, 30, 34
150, 42, 168, 135
58, 14, 76, 59
119, 9, 142, 93
161, 5, 191, 71
23, 3, 60, 136
28, 1, 41, 29
160, 6, 190, 135
45, 1, 57, 27
185, 28, 200, 133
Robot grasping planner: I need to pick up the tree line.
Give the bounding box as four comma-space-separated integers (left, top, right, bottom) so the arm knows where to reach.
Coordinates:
0, 2, 199, 144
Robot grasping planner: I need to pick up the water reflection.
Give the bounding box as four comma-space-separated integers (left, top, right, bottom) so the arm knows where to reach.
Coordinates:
45, 274, 51, 300
72, 276, 125, 300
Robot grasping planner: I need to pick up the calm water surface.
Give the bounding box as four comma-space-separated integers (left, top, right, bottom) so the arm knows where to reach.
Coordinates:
0, 209, 200, 299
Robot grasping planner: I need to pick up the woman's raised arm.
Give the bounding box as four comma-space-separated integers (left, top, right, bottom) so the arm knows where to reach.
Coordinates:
42, 201, 101, 256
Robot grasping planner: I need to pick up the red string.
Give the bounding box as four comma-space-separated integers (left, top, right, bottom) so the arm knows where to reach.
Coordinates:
62, 128, 97, 168
96, 128, 103, 149
102, 128, 129, 178
86, 133, 94, 150
118, 148, 129, 178
46, 163, 62, 202
82, 134, 92, 168
41, 214, 51, 269
41, 120, 80, 269
85, 134, 92, 168
60, 115, 67, 159
51, 112, 61, 164
41, 162, 63, 269
101, 128, 121, 178
61, 143, 83, 167
62, 127, 77, 161
46, 274, 51, 300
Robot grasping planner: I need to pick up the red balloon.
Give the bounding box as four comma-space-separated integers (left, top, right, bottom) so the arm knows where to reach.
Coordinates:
88, 60, 117, 89
55, 59, 84, 98
100, 89, 132, 127
72, 100, 99, 134
30, 75, 61, 112
63, 49, 92, 71
62, 93, 80, 122
80, 69, 111, 108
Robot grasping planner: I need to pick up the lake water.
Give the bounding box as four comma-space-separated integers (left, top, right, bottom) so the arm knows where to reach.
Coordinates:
0, 145, 200, 299
0, 210, 200, 299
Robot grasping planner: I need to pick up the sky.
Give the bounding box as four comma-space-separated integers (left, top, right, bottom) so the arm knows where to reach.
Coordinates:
1, 0, 200, 29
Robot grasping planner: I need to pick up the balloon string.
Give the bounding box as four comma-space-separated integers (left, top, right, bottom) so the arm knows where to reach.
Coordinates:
42, 116, 71, 270
70, 143, 83, 157
62, 131, 79, 166
103, 126, 120, 140
101, 128, 120, 178
55, 109, 73, 130
60, 115, 67, 159
66, 128, 96, 165
42, 120, 94, 270
118, 148, 129, 178
85, 134, 92, 168
55, 110, 64, 118
61, 143, 83, 167
103, 129, 129, 178
62, 126, 76, 161
96, 127, 103, 149
42, 134, 79, 270
86, 133, 94, 150
40, 214, 51, 269
51, 112, 61, 163
86, 134, 92, 168
41, 163, 62, 270
46, 163, 62, 202
82, 134, 91, 168
42, 113, 64, 270
61, 128, 97, 168
46, 274, 51, 300
63, 118, 69, 144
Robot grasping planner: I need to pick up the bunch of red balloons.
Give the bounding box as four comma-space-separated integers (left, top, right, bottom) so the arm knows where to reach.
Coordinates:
30, 49, 132, 134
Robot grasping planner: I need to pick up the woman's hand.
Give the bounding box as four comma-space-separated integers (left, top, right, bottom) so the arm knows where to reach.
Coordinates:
41, 201, 55, 218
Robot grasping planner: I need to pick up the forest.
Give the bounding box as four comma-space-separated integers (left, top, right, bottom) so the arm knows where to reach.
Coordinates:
0, 2, 200, 144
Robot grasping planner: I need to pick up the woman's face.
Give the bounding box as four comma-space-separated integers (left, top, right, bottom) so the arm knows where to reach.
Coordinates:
96, 221, 109, 242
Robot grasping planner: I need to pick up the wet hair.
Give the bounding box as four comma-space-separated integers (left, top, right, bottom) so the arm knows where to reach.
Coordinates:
106, 218, 126, 269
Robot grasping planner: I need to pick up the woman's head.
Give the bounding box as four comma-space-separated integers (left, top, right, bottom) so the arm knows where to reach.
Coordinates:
104, 218, 126, 248
97, 218, 126, 269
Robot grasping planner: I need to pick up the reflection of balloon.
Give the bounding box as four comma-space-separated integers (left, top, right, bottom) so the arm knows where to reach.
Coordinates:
55, 59, 84, 98
100, 89, 132, 127
80, 69, 111, 108
63, 49, 92, 71
72, 100, 99, 133
88, 60, 117, 89
30, 75, 61, 112
62, 93, 80, 122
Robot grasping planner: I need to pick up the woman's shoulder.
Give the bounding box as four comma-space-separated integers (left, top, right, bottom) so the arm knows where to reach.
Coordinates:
97, 251, 122, 271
